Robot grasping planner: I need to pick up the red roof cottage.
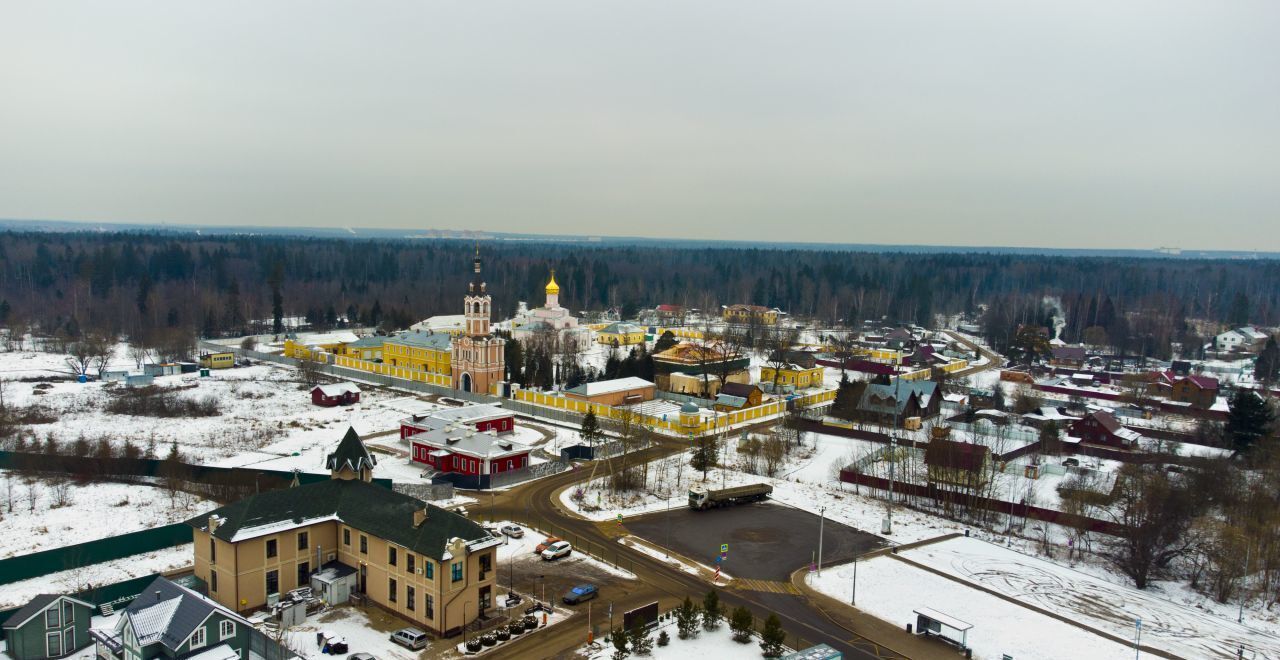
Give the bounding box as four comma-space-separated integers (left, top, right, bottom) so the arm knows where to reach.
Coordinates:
1171, 375, 1219, 408
399, 404, 515, 440
1069, 410, 1143, 449
408, 425, 532, 478
311, 382, 362, 407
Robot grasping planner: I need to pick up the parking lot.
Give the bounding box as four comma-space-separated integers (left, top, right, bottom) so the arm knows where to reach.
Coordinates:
624, 502, 884, 581
493, 522, 640, 615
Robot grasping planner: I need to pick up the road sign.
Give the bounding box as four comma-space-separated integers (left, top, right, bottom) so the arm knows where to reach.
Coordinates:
721, 543, 729, 553
616, 514, 623, 526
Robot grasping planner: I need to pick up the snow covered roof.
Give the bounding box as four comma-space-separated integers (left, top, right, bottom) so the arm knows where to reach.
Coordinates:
120, 577, 250, 653
325, 428, 377, 473
565, 377, 654, 397
409, 425, 531, 460
313, 382, 361, 397
386, 330, 452, 351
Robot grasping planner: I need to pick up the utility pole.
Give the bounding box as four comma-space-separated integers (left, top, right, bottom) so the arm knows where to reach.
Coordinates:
887, 376, 903, 534
851, 556, 857, 606
1239, 544, 1251, 624
817, 506, 826, 576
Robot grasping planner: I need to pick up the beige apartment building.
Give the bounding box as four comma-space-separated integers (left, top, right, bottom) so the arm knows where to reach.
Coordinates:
187, 429, 501, 636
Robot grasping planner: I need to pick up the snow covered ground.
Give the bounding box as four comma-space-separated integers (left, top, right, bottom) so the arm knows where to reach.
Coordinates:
900, 536, 1280, 659
581, 617, 789, 660
806, 555, 1136, 660
559, 436, 966, 545
493, 520, 637, 581
0, 470, 212, 558
0, 545, 193, 610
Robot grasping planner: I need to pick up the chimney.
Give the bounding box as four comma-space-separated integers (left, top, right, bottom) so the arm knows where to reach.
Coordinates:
208, 515, 221, 533
413, 507, 428, 528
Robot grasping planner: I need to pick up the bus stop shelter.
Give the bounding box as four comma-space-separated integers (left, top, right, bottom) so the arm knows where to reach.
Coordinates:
913, 607, 973, 650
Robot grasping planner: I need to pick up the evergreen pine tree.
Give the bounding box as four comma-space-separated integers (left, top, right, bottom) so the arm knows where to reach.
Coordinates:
701, 590, 722, 630
1225, 389, 1275, 453
610, 627, 629, 660
628, 626, 652, 656
675, 596, 700, 639
581, 409, 600, 447
729, 606, 754, 643
1255, 336, 1280, 385
759, 614, 786, 657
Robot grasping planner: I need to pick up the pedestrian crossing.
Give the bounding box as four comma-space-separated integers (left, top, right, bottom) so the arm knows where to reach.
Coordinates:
732, 578, 801, 595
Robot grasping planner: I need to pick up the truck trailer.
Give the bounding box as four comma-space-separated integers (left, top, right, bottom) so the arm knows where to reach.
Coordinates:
687, 483, 773, 510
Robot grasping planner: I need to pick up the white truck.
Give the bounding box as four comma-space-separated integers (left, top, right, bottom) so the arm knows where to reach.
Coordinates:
687, 483, 773, 510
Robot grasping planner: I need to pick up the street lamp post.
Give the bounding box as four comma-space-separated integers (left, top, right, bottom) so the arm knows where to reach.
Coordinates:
886, 376, 903, 535
817, 506, 827, 576
463, 600, 471, 647
851, 556, 858, 606
1134, 618, 1141, 660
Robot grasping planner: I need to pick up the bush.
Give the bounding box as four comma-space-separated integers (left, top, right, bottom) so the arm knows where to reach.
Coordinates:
657, 630, 669, 647
105, 387, 220, 417
480, 633, 497, 647
523, 615, 538, 630
628, 626, 653, 656
508, 622, 524, 636
496, 628, 510, 641
465, 639, 481, 652
729, 606, 753, 643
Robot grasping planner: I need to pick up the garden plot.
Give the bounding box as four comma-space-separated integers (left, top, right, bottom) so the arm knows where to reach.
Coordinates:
900, 536, 1280, 659
582, 616, 790, 660
0, 469, 212, 558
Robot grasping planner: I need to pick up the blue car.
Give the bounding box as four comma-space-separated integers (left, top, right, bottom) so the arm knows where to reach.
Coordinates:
562, 584, 598, 605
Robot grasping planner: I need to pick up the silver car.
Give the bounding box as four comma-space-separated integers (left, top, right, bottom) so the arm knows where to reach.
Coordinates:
499, 524, 524, 538
389, 628, 429, 650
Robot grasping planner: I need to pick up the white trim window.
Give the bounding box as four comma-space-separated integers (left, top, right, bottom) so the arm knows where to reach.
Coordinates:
46, 632, 62, 657
219, 619, 236, 641
189, 627, 207, 650
45, 607, 60, 629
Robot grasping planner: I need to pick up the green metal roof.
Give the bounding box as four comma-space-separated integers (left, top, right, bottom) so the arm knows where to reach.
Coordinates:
186, 479, 488, 560
325, 427, 377, 474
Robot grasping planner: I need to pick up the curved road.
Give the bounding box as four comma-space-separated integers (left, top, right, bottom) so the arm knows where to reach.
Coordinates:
478, 434, 915, 660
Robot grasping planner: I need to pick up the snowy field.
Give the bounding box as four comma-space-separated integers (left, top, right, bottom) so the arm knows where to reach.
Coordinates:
0, 545, 193, 610
0, 470, 212, 558
901, 536, 1280, 659
0, 343, 559, 486
806, 555, 1136, 660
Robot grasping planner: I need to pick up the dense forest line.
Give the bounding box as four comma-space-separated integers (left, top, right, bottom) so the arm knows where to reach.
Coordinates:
0, 231, 1275, 359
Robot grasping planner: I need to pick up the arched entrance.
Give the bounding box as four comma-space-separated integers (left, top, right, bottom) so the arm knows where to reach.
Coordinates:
460, 372, 472, 393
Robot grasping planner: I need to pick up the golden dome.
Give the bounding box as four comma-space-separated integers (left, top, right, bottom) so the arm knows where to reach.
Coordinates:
545, 270, 560, 295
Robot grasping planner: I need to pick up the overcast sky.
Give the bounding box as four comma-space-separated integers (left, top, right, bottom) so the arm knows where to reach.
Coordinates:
2, 1, 1277, 250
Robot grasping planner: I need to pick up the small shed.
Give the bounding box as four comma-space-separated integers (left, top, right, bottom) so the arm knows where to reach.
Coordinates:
913, 607, 973, 651
125, 374, 154, 388
311, 382, 362, 407
310, 562, 358, 606
100, 370, 129, 383
2, 594, 94, 660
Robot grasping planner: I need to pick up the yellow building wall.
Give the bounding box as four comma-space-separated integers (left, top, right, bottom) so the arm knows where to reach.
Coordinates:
597, 330, 645, 346
382, 341, 452, 376
760, 366, 825, 389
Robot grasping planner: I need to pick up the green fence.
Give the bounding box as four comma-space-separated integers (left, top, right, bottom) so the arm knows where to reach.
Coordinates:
0, 523, 192, 587
0, 450, 392, 490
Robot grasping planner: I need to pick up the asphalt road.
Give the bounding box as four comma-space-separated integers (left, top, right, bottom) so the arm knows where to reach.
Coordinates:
624, 502, 885, 581
478, 433, 913, 660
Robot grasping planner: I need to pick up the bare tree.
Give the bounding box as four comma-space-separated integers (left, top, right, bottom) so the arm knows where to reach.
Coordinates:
1101, 464, 1201, 589
128, 337, 154, 369
65, 333, 112, 377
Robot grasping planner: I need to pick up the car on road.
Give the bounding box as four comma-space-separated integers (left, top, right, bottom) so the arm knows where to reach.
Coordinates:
562, 584, 597, 604
541, 540, 572, 561
500, 524, 524, 538
535, 536, 563, 553
389, 628, 430, 650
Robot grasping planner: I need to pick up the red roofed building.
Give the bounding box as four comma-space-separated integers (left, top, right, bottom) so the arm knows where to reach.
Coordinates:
399, 404, 515, 440
1171, 375, 1219, 408
1069, 410, 1143, 449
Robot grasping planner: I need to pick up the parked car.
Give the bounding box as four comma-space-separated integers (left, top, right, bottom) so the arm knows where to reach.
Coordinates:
541, 540, 572, 561
562, 584, 598, 604
500, 524, 524, 538
349, 654, 378, 660
535, 536, 563, 553
390, 628, 430, 650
